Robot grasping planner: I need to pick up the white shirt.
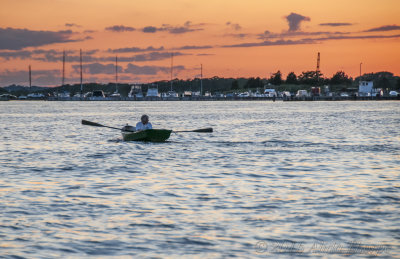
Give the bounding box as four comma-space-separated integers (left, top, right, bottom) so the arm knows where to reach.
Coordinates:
135, 122, 152, 131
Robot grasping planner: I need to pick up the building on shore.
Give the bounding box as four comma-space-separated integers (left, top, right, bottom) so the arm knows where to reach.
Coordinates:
358, 81, 383, 97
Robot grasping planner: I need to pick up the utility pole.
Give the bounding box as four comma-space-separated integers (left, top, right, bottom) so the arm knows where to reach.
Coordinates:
359, 62, 362, 80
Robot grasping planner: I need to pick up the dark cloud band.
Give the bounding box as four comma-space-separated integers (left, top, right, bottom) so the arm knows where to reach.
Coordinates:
364, 24, 400, 32
319, 23, 353, 27
0, 27, 82, 50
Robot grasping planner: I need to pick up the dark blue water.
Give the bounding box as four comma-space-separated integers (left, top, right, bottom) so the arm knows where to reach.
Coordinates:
0, 101, 399, 258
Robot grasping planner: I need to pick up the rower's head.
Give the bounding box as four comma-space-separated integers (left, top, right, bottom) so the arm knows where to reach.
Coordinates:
141, 114, 149, 124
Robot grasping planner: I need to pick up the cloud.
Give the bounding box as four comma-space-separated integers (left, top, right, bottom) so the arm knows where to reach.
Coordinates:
0, 49, 184, 63
0, 50, 32, 60
169, 26, 197, 34
0, 27, 83, 50
105, 25, 135, 32
141, 21, 204, 34
124, 63, 185, 75
285, 12, 310, 32
70, 51, 187, 63
226, 22, 242, 31
0, 69, 60, 86
319, 23, 353, 27
65, 23, 81, 28
226, 33, 250, 39
0, 49, 96, 62
364, 24, 400, 32
167, 21, 204, 34
258, 30, 347, 40
223, 33, 400, 49
314, 34, 400, 41
222, 39, 316, 48
142, 26, 159, 33
196, 53, 215, 56
72, 63, 123, 75
176, 45, 213, 50
109, 46, 165, 53
30, 49, 98, 63
114, 52, 186, 62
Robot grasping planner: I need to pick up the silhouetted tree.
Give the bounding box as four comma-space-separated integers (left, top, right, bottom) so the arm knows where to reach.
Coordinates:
231, 80, 239, 90
269, 70, 283, 85
245, 77, 263, 89
330, 71, 352, 85
286, 72, 298, 84
298, 71, 321, 85
376, 77, 391, 89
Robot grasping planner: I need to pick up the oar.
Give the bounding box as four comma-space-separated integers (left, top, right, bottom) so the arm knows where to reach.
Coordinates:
81, 119, 135, 132
82, 119, 212, 133
174, 128, 213, 133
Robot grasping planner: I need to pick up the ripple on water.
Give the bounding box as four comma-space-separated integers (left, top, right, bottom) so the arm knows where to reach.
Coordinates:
0, 101, 399, 258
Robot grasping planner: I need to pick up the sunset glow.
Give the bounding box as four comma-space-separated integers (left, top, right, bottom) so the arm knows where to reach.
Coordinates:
1, 0, 399, 86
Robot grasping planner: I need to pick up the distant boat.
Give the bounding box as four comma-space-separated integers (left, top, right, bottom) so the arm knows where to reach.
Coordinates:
128, 85, 144, 99
146, 86, 159, 97
135, 92, 144, 99
162, 91, 179, 99
27, 93, 45, 99
89, 90, 106, 100
110, 92, 121, 98
58, 91, 70, 98
238, 92, 250, 98
146, 85, 160, 100
264, 89, 277, 97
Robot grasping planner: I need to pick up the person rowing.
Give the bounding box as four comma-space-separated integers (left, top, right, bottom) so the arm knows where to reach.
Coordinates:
121, 114, 152, 132
135, 114, 152, 131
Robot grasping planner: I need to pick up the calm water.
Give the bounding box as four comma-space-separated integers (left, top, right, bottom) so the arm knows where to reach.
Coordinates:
0, 101, 399, 258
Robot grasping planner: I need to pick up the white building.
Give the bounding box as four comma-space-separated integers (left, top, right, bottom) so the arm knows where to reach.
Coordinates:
359, 81, 373, 96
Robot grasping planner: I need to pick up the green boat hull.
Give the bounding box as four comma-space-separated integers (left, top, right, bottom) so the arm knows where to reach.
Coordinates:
122, 129, 172, 142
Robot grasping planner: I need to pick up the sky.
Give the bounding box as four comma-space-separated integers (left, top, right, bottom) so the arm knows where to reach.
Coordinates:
0, 0, 399, 87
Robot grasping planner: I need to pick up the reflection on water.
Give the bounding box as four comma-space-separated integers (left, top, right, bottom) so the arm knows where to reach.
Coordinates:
0, 101, 399, 257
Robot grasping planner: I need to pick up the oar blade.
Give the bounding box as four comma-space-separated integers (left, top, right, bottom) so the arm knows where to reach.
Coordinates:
192, 127, 213, 133
81, 120, 104, 127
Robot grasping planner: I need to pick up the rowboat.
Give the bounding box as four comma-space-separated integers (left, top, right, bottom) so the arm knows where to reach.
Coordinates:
81, 120, 211, 142
122, 129, 172, 142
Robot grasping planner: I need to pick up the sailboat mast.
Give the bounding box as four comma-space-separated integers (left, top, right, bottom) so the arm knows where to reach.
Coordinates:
62, 50, 65, 87
200, 64, 203, 96
80, 49, 83, 95
115, 56, 118, 93
29, 65, 32, 88
170, 53, 173, 91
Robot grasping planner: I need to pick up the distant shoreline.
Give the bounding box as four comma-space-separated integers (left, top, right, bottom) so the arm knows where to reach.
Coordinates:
1, 96, 399, 102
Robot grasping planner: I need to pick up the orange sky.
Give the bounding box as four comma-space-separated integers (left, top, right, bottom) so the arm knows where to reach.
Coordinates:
0, 0, 399, 86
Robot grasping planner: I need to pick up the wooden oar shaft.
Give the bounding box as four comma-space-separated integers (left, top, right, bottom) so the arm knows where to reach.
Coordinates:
81, 120, 134, 132
174, 128, 213, 133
